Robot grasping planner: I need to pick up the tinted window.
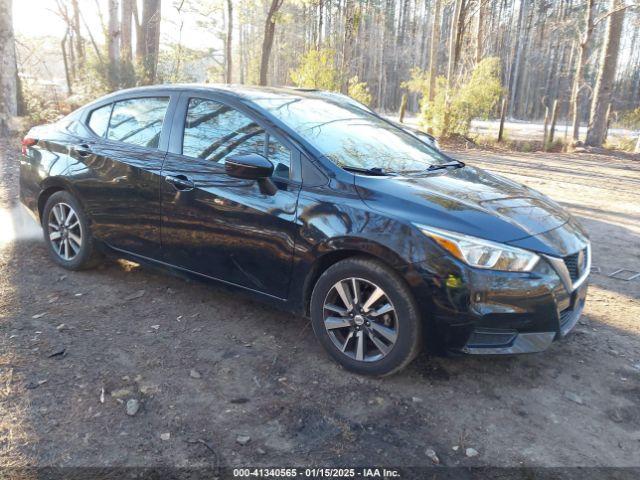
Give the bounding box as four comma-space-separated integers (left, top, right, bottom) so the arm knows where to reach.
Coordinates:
107, 97, 169, 148
183, 98, 291, 178
254, 95, 449, 173
87, 104, 112, 137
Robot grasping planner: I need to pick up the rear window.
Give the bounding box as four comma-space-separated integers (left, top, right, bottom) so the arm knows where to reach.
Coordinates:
87, 104, 112, 137
107, 97, 170, 149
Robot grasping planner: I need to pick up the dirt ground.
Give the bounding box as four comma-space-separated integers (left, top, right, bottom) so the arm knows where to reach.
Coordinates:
0, 138, 639, 477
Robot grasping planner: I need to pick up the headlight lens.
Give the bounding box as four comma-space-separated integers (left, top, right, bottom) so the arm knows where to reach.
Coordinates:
415, 224, 540, 272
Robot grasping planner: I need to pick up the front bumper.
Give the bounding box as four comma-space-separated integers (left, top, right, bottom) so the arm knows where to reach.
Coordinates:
406, 251, 589, 355
461, 280, 587, 354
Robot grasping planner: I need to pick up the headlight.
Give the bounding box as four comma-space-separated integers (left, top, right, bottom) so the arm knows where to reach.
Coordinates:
415, 224, 539, 272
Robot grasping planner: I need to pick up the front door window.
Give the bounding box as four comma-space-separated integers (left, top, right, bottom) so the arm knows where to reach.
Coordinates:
182, 98, 291, 179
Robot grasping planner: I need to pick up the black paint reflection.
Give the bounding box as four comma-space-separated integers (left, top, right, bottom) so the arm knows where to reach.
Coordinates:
107, 97, 169, 149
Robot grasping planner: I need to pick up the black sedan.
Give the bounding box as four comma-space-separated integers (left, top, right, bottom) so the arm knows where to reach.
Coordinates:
19, 85, 590, 376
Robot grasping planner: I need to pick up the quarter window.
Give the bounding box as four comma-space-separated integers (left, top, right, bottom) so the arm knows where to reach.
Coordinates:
107, 97, 170, 148
183, 98, 291, 179
87, 104, 112, 137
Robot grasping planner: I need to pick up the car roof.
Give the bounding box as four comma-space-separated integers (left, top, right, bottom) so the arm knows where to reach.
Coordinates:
97, 83, 349, 103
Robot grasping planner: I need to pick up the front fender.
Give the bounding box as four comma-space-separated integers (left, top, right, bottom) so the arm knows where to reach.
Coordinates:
287, 182, 443, 313
314, 236, 408, 268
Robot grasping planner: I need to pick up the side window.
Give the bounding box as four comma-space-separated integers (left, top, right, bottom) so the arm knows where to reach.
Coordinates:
87, 104, 112, 137
107, 97, 170, 148
183, 98, 264, 164
183, 98, 291, 178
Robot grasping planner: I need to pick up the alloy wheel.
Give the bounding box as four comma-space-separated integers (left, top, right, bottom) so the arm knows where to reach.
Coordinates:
322, 277, 398, 362
48, 202, 83, 261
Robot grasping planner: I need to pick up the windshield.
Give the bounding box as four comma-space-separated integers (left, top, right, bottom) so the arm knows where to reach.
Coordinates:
253, 96, 449, 173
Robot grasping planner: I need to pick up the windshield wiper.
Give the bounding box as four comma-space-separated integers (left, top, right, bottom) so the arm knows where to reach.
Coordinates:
342, 166, 398, 176
343, 161, 463, 177
425, 160, 465, 171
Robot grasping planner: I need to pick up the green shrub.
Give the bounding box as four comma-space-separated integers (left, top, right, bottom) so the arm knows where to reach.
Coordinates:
290, 48, 373, 106
21, 81, 65, 126
618, 108, 640, 129
401, 67, 430, 98
347, 76, 372, 106
290, 48, 341, 91
419, 58, 504, 137
605, 136, 638, 152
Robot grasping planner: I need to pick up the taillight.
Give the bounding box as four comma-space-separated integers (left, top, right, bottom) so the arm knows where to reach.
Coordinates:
21, 137, 37, 155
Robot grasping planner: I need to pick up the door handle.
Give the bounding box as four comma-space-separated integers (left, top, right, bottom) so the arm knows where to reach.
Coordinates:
73, 143, 92, 157
165, 174, 195, 191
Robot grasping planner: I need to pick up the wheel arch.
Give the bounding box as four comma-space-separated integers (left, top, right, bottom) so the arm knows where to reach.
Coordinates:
300, 238, 409, 317
37, 178, 83, 224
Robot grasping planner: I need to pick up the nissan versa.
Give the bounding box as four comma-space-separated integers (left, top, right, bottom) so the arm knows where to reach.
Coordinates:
19, 85, 591, 376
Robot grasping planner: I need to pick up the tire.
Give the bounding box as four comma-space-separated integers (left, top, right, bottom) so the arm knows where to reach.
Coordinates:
310, 256, 422, 376
42, 190, 102, 270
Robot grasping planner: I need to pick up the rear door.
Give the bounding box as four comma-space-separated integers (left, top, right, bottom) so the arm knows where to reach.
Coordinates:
160, 94, 301, 298
76, 93, 176, 259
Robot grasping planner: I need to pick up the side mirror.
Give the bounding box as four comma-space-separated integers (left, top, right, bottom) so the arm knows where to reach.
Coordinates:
225, 153, 273, 180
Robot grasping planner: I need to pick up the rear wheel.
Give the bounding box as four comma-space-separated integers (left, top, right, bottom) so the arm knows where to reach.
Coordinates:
42, 191, 102, 270
310, 257, 422, 376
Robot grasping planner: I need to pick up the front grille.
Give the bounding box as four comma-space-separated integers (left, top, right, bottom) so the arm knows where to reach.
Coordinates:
563, 248, 587, 281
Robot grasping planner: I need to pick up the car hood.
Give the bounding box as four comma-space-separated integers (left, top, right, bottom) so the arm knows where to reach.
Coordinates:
355, 165, 588, 257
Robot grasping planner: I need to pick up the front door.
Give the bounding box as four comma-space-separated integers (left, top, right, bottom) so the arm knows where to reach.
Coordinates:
160, 96, 300, 299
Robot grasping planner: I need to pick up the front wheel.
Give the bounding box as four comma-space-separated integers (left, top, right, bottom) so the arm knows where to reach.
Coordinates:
310, 257, 422, 376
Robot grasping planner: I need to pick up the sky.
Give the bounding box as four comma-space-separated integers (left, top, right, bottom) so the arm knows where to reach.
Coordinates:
13, 0, 221, 51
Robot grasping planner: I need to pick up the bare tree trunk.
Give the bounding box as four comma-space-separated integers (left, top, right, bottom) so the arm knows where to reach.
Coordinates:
453, 1, 467, 69
498, 98, 507, 142
476, 0, 484, 64
107, 0, 120, 88
1, 0, 19, 134
317, 0, 324, 49
61, 31, 73, 96
570, 0, 595, 143
376, 12, 385, 107
585, 0, 625, 147
427, 0, 441, 102
68, 24, 77, 81
508, 0, 527, 116
398, 93, 408, 123
239, 22, 245, 84
139, 0, 161, 85
442, 0, 463, 136
259, 0, 284, 86
121, 0, 133, 63
71, 0, 85, 66
341, 0, 355, 93
549, 98, 559, 144
603, 102, 612, 143
225, 0, 233, 83
542, 103, 550, 151
80, 8, 105, 67
94, 0, 107, 37
133, 1, 144, 64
